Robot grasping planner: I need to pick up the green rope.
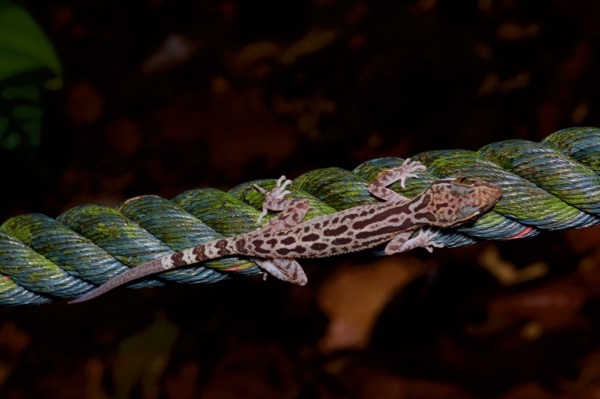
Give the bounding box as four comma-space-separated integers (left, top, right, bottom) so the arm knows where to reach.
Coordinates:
1, 127, 599, 306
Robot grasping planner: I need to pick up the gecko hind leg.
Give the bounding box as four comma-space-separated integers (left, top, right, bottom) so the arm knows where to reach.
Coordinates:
368, 158, 426, 202
254, 175, 310, 231
252, 176, 310, 285
255, 175, 292, 224
253, 258, 307, 286
385, 228, 444, 254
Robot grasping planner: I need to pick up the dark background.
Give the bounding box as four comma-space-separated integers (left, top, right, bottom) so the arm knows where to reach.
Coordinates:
1, 1, 600, 398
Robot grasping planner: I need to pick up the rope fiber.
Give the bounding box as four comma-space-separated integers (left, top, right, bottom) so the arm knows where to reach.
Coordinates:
1, 127, 599, 305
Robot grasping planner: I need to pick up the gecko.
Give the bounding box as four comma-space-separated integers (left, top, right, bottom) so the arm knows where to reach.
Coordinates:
70, 159, 502, 303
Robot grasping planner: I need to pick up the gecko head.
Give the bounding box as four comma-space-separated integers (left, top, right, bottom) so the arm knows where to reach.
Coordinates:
422, 177, 502, 228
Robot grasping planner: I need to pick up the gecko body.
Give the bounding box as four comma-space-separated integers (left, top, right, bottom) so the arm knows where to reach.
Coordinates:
71, 160, 502, 303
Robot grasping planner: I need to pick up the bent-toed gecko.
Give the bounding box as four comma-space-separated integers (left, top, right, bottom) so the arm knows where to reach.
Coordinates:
71, 159, 502, 303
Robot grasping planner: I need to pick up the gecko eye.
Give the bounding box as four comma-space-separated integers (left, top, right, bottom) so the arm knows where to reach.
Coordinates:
453, 177, 472, 185
450, 177, 476, 196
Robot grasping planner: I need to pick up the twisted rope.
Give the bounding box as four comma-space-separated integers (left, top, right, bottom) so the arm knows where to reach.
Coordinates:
1, 127, 599, 305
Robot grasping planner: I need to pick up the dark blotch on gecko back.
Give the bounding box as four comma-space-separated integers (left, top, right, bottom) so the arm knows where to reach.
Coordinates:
340, 213, 358, 223
302, 233, 319, 242
355, 223, 407, 240
332, 237, 352, 245
172, 252, 184, 265
193, 246, 204, 257
276, 246, 306, 256
281, 236, 295, 245
235, 239, 246, 252
293, 246, 307, 254
414, 211, 436, 222
276, 247, 292, 256
310, 243, 328, 251
216, 239, 228, 255
352, 206, 407, 230
252, 240, 270, 254
433, 201, 447, 210
323, 225, 348, 236
410, 194, 430, 212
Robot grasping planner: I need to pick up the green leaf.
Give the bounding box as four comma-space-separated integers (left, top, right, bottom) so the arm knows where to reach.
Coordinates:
0, 83, 42, 149
0, 0, 62, 81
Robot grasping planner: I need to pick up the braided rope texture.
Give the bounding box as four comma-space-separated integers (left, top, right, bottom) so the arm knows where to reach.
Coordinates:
1, 127, 599, 305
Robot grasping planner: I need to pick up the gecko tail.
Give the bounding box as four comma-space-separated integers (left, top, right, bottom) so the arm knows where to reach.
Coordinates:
69, 257, 169, 304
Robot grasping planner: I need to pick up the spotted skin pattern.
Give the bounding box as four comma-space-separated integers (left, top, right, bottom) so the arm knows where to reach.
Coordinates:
71, 159, 502, 303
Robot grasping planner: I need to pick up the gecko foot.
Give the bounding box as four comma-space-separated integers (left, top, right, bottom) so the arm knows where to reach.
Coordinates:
399, 228, 444, 253
254, 258, 307, 285
376, 158, 426, 189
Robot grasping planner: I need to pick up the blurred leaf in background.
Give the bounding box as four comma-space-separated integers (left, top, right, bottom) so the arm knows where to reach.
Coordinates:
0, 0, 61, 151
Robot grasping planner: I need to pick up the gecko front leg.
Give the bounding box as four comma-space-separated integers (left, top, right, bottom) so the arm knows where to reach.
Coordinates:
252, 176, 309, 285
368, 158, 426, 202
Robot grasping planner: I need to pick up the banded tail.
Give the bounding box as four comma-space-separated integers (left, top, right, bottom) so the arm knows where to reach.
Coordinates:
69, 239, 234, 304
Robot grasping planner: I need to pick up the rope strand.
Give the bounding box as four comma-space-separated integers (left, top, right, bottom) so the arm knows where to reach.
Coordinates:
1, 127, 599, 305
